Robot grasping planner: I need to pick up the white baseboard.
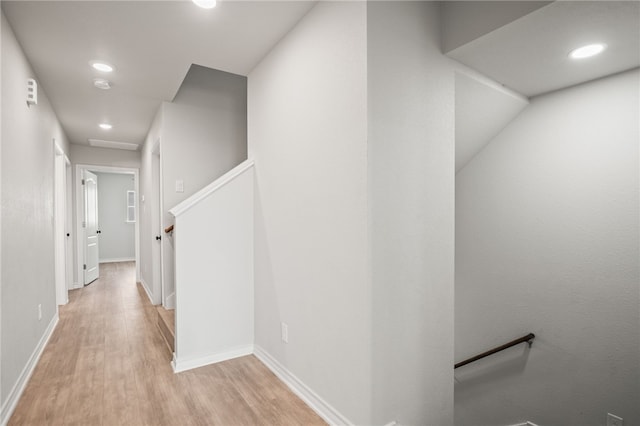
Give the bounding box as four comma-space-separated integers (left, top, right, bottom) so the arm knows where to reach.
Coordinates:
253, 345, 353, 426
172, 345, 254, 373
1, 314, 59, 426
139, 278, 154, 305
164, 291, 175, 310
99, 257, 135, 263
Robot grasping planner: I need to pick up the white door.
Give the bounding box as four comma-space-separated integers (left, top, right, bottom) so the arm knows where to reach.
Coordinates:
84, 170, 100, 284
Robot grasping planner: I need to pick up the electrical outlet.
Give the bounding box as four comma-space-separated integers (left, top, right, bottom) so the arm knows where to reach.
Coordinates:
281, 322, 289, 343
37, 304, 42, 321
607, 413, 623, 426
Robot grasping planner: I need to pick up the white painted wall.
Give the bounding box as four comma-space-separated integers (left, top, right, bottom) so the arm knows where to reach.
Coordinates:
368, 2, 455, 425
249, 2, 370, 424
93, 172, 135, 263
1, 11, 70, 418
455, 69, 640, 426
170, 162, 254, 372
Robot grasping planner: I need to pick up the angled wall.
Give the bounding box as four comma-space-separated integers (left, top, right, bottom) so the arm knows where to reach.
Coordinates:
455, 69, 640, 426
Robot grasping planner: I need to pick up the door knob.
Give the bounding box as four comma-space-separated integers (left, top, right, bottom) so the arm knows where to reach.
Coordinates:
156, 236, 161, 241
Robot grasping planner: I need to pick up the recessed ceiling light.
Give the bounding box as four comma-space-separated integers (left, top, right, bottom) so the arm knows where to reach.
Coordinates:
192, 0, 216, 9
90, 61, 114, 72
569, 43, 606, 59
99, 123, 112, 130
93, 78, 112, 90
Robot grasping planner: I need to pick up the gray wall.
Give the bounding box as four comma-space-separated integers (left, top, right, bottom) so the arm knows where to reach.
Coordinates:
93, 172, 135, 262
368, 2, 455, 424
1, 11, 70, 410
455, 69, 640, 426
249, 2, 371, 423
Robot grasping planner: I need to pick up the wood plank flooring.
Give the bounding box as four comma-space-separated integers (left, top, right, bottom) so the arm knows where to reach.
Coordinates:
9, 262, 325, 426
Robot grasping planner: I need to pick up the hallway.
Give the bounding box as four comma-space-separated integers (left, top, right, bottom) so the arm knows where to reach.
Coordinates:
9, 262, 325, 425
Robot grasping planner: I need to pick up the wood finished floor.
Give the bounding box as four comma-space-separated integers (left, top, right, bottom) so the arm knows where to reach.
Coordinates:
9, 262, 325, 426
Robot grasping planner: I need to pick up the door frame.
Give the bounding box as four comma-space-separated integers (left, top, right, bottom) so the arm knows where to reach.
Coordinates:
75, 164, 141, 286
54, 140, 71, 304
151, 139, 165, 306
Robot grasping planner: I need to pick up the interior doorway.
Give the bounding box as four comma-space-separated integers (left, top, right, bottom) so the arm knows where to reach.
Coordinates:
75, 164, 141, 286
151, 140, 165, 306
54, 141, 71, 305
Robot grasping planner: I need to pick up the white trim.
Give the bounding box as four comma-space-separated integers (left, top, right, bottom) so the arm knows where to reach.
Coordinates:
99, 257, 135, 263
164, 291, 175, 310
0, 314, 58, 426
139, 278, 154, 305
172, 345, 254, 373
53, 141, 68, 306
384, 422, 398, 426
508, 422, 539, 426
253, 345, 353, 426
169, 159, 254, 217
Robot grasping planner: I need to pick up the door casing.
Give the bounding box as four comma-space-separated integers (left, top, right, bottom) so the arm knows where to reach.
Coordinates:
75, 164, 141, 287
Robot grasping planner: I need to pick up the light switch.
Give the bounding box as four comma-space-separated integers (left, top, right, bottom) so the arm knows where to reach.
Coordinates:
175, 180, 184, 193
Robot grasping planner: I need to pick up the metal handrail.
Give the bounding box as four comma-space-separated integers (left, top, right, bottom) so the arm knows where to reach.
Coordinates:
454, 333, 535, 369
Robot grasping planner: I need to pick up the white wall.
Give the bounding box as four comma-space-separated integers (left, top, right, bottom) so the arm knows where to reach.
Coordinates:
249, 2, 370, 423
93, 172, 135, 262
171, 162, 254, 372
368, 2, 455, 425
1, 11, 70, 417
455, 69, 640, 426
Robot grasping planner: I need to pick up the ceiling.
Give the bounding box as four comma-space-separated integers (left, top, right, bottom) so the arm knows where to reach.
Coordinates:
3, 1, 638, 155
1, 0, 315, 147
447, 1, 640, 97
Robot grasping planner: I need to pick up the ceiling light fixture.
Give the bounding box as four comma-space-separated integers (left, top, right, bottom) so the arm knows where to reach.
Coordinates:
99, 123, 112, 130
90, 61, 114, 72
569, 43, 606, 59
93, 78, 112, 90
192, 0, 217, 9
